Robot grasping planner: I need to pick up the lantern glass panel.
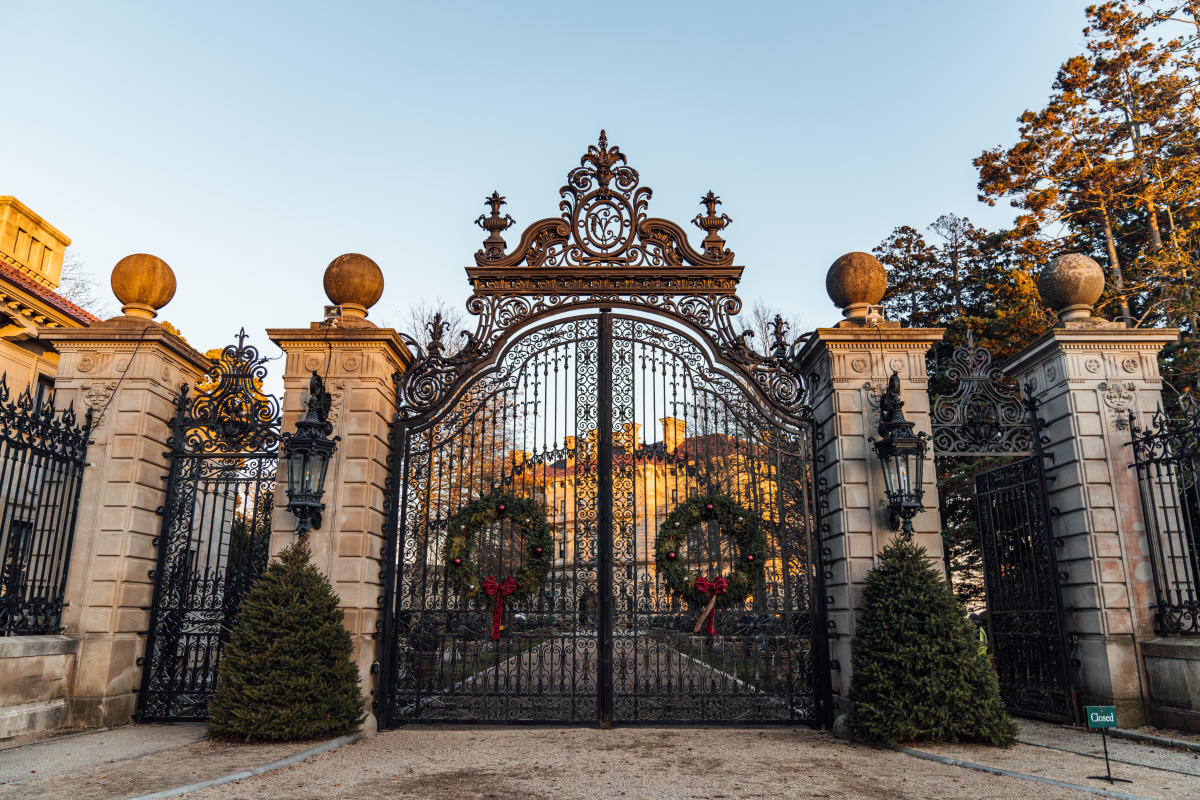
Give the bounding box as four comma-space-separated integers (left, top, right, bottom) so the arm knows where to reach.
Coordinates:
312, 449, 330, 495
288, 449, 307, 494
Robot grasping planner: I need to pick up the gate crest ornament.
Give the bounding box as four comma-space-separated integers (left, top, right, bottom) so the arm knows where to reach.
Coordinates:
472, 130, 734, 275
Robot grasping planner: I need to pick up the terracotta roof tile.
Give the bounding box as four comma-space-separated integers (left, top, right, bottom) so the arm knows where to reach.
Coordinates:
0, 254, 99, 326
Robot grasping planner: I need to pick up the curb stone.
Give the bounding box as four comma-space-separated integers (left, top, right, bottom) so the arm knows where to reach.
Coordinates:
894, 746, 1154, 800
1108, 727, 1200, 754
124, 731, 364, 799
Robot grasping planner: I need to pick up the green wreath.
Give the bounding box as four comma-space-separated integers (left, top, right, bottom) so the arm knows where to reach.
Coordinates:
444, 494, 553, 638
654, 494, 766, 633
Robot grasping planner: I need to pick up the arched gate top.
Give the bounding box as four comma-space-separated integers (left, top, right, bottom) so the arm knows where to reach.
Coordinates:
397, 132, 811, 423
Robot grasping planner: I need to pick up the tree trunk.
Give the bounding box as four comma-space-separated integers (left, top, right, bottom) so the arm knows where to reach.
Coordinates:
1101, 204, 1135, 327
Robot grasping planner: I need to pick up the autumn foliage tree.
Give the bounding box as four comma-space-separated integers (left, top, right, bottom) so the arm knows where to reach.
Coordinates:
976, 0, 1200, 401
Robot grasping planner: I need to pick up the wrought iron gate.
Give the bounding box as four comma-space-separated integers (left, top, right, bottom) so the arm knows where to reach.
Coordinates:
139, 331, 281, 721
379, 133, 827, 725
930, 341, 1075, 722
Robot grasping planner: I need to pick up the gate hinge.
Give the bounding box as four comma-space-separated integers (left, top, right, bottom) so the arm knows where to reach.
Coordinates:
154, 506, 164, 515
147, 569, 156, 579
370, 661, 380, 675
136, 656, 145, 667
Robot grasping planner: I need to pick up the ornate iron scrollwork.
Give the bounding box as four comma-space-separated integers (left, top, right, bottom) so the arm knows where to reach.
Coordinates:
397, 132, 812, 424
930, 341, 1033, 456
181, 328, 282, 454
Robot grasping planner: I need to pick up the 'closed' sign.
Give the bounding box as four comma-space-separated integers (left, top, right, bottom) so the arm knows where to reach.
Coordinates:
1086, 705, 1118, 728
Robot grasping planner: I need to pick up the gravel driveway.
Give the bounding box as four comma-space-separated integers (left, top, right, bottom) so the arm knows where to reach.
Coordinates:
185, 724, 1187, 800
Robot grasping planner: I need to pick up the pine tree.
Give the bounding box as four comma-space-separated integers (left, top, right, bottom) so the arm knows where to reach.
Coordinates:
208, 540, 364, 741
873, 226, 939, 328
849, 537, 1016, 747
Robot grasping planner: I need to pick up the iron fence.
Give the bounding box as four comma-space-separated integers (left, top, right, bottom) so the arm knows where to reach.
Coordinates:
1130, 399, 1200, 635
0, 378, 92, 635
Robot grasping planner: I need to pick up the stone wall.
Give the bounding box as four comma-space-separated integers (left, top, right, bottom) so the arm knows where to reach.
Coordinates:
0, 636, 77, 739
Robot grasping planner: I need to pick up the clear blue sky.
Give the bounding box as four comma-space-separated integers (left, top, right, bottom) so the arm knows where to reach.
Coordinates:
3, 1, 1086, 355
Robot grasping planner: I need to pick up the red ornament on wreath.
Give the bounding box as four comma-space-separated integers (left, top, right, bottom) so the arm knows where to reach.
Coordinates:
443, 494, 553, 639
654, 494, 766, 636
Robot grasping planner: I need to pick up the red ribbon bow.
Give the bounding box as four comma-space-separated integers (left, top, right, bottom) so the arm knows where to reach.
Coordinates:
693, 575, 727, 635
482, 575, 518, 640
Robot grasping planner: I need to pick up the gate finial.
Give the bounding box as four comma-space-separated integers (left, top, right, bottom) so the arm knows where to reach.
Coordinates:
692, 191, 732, 258
475, 191, 516, 260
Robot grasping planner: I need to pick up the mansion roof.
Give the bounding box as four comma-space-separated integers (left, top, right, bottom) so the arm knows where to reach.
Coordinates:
0, 252, 98, 327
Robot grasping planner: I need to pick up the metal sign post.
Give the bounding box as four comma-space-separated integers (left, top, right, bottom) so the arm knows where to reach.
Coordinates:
1085, 705, 1131, 785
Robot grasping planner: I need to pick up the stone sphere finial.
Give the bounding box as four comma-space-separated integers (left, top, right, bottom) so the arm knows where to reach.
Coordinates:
1038, 253, 1105, 321
323, 253, 384, 320
110, 254, 177, 320
826, 252, 887, 322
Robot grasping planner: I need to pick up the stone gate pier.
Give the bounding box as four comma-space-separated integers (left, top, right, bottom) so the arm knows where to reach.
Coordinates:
267, 254, 411, 733
1006, 255, 1182, 728
796, 251, 945, 720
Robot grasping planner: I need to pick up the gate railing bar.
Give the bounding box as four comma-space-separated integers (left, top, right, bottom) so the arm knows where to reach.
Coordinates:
1023, 385, 1079, 722
1129, 401, 1200, 635
374, 371, 406, 728
136, 383, 191, 719
596, 308, 614, 727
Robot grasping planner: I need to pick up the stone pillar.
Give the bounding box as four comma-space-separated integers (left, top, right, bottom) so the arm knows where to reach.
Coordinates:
42, 254, 210, 727
1004, 253, 1179, 726
267, 253, 411, 734
795, 252, 946, 718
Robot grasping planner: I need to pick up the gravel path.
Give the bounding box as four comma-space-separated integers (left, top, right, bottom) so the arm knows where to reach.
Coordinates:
0, 724, 312, 800
5, 719, 1199, 799
185, 726, 1132, 800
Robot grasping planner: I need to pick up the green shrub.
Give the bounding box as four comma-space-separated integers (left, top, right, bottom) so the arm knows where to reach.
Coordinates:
208, 539, 364, 741
849, 536, 1016, 746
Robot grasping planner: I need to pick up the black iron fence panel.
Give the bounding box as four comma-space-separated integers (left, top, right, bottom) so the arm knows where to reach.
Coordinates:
1130, 400, 1200, 635
975, 455, 1075, 722
381, 312, 824, 725
0, 379, 91, 636
138, 331, 280, 721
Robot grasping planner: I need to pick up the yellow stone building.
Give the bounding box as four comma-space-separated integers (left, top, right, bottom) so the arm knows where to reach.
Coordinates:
0, 197, 98, 394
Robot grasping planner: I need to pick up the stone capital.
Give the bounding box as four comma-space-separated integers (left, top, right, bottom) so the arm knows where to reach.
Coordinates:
1005, 326, 1178, 391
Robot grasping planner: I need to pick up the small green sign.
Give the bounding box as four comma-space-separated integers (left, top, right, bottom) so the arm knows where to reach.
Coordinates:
1086, 705, 1118, 728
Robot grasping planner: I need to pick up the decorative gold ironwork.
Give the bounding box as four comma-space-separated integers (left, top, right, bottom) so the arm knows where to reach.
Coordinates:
469, 130, 741, 295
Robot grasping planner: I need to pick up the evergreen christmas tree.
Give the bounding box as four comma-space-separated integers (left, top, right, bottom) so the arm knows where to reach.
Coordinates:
208, 539, 364, 741
849, 536, 1016, 746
